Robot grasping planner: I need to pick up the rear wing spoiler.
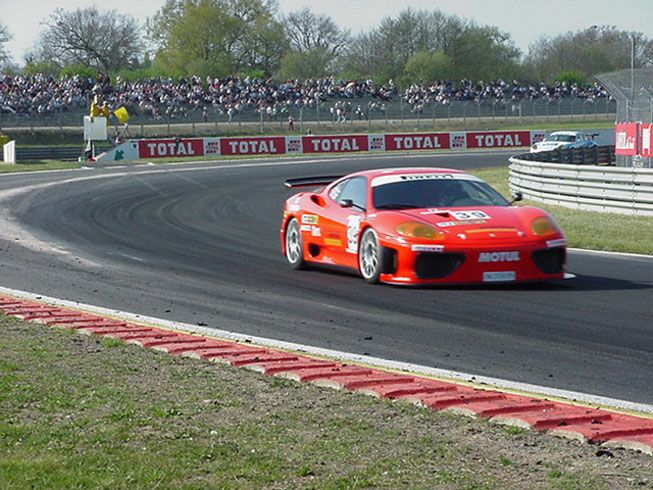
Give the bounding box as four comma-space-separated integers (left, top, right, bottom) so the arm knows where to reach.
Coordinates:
284, 175, 343, 188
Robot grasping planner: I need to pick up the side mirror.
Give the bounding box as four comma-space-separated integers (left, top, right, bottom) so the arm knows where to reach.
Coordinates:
339, 199, 354, 208
509, 192, 523, 205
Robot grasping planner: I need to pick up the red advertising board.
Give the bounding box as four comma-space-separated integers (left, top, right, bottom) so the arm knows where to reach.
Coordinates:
302, 135, 369, 153
466, 131, 530, 149
220, 136, 286, 156
138, 138, 205, 158
384, 133, 450, 151
615, 123, 639, 156
639, 124, 652, 157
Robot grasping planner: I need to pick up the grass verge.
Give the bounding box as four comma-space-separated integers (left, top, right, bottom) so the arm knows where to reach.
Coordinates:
1, 316, 651, 489
473, 166, 653, 256
0, 161, 80, 173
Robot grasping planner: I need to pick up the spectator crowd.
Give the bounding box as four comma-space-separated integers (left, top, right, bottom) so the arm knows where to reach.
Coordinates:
402, 79, 609, 113
0, 72, 610, 121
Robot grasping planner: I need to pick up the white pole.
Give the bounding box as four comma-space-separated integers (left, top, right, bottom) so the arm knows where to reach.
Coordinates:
3, 140, 15, 164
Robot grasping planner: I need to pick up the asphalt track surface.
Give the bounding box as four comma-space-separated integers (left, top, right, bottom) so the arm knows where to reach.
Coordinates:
0, 151, 651, 405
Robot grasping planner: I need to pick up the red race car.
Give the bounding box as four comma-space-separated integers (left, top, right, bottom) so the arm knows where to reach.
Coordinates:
280, 167, 570, 285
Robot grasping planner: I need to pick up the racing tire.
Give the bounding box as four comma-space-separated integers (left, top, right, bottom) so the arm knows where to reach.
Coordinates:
358, 228, 382, 284
285, 218, 306, 270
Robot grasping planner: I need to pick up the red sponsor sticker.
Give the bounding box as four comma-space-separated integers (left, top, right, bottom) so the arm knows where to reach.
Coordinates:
220, 137, 285, 155
384, 133, 450, 151
466, 131, 530, 148
615, 122, 639, 156
641, 124, 653, 157
138, 139, 205, 158
302, 135, 368, 153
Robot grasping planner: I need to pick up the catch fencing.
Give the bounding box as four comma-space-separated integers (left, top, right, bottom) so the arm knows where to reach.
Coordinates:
0, 98, 616, 137
597, 69, 653, 167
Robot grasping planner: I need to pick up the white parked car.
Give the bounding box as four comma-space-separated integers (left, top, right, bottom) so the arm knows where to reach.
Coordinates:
530, 131, 598, 153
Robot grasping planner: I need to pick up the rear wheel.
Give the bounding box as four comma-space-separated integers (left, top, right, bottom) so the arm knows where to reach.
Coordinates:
358, 228, 381, 284
285, 218, 306, 269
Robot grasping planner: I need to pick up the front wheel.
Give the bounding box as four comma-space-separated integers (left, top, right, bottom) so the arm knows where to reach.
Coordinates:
358, 228, 381, 284
285, 218, 306, 270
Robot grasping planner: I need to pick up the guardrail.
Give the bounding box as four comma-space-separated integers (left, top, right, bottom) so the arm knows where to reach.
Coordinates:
0, 145, 110, 163
509, 155, 653, 216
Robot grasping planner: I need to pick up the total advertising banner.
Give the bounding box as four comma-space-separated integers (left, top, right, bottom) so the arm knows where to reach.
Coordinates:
219, 136, 286, 156
640, 124, 653, 158
138, 138, 204, 158
302, 134, 369, 153
384, 133, 450, 151
466, 131, 531, 149
100, 129, 586, 162
615, 122, 639, 156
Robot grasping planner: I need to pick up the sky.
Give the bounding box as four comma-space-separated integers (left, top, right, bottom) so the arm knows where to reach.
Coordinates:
1, 0, 652, 65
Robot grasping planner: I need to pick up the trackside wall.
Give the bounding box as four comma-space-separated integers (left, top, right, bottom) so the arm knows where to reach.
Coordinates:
97, 130, 548, 162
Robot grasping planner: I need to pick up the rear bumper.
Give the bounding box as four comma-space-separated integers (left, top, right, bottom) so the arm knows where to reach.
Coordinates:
377, 237, 566, 285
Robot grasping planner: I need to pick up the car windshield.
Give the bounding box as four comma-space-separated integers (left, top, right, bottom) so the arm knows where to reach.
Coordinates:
549, 134, 576, 142
373, 178, 509, 209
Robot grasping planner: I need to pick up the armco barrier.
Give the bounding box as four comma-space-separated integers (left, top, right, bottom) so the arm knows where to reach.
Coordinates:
0, 145, 110, 163
96, 130, 546, 162
509, 157, 653, 215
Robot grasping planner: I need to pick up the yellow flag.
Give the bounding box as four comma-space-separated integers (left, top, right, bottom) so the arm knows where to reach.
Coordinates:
114, 106, 129, 124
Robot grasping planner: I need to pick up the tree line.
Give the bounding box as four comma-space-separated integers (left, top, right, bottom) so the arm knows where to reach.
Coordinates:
1, 1, 651, 87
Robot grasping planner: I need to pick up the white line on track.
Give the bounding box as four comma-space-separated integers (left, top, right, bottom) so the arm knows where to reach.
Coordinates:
569, 248, 653, 259
1, 285, 652, 417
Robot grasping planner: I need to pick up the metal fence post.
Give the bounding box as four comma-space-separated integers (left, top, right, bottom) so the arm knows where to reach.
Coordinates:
260, 110, 264, 134
595, 100, 599, 121
299, 107, 304, 133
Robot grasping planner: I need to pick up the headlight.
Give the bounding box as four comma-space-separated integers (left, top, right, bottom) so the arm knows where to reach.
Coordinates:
531, 216, 560, 236
396, 222, 445, 240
